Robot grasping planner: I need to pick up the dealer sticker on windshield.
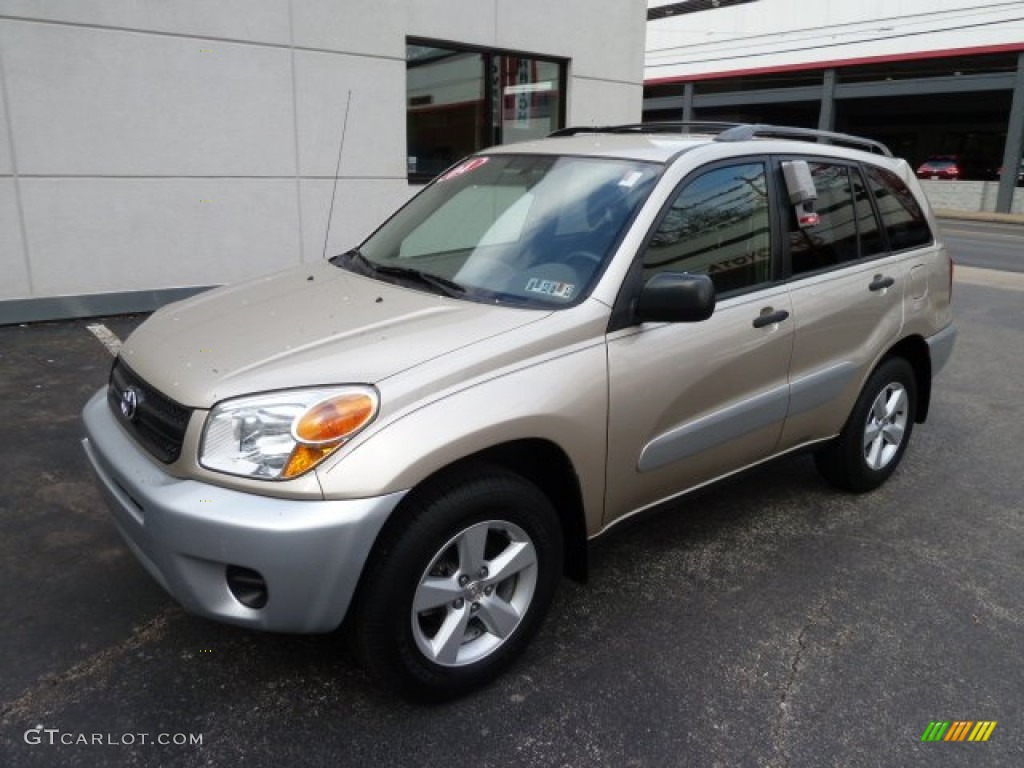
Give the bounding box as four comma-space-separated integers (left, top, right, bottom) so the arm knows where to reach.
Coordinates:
525, 278, 575, 299
440, 157, 489, 181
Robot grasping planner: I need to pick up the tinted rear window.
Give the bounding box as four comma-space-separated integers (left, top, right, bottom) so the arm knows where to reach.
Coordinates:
863, 166, 933, 251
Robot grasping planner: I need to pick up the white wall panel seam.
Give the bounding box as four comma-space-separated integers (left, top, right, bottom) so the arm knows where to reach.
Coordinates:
0, 14, 406, 62
0, 23, 33, 293
288, 0, 305, 265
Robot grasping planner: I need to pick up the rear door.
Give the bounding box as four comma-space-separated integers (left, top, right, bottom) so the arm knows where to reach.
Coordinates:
604, 159, 794, 525
777, 158, 923, 449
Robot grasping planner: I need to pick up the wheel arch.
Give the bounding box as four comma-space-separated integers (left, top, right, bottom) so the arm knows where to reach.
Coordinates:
470, 439, 588, 582
882, 334, 931, 423
356, 438, 589, 596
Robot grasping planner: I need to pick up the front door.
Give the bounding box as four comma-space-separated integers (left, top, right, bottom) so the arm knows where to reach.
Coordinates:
604, 160, 794, 527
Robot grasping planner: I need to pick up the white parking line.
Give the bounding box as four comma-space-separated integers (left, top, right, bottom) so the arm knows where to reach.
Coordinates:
86, 323, 123, 357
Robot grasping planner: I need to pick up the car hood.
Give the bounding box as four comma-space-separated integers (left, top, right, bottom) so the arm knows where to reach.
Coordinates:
118, 261, 551, 408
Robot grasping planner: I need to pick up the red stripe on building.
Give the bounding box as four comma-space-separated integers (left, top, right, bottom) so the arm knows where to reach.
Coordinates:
645, 42, 1024, 85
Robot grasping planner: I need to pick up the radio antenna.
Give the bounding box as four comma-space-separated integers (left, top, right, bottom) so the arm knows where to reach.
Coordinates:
322, 89, 352, 260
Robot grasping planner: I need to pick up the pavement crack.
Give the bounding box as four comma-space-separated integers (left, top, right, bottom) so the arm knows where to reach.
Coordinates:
774, 593, 839, 768
0, 607, 180, 723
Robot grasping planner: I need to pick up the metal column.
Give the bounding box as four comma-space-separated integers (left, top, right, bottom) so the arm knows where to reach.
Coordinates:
818, 69, 836, 132
682, 82, 695, 121
996, 52, 1024, 213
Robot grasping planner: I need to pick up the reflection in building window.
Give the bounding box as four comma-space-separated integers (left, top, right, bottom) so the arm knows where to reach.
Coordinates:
406, 41, 566, 183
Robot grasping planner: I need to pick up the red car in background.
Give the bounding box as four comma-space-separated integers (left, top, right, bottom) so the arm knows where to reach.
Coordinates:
916, 155, 966, 180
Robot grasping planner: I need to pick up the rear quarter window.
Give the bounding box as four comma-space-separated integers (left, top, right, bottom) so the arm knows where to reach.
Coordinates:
863, 165, 933, 251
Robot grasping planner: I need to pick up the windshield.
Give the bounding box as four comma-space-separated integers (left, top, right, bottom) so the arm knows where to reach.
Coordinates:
345, 154, 661, 308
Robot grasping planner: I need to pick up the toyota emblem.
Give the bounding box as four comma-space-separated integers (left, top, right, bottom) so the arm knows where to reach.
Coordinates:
120, 386, 140, 421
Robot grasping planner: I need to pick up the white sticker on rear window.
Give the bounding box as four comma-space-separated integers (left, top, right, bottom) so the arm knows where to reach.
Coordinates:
525, 278, 575, 299
619, 171, 644, 188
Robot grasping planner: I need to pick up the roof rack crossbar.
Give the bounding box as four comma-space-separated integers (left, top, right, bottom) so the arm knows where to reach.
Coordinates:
714, 124, 893, 156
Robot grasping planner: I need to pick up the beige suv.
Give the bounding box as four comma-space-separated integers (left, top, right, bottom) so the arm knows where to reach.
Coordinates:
82, 124, 955, 700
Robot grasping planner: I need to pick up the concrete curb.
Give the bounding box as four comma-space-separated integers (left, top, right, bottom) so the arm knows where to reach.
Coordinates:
934, 209, 1024, 225
955, 265, 1024, 291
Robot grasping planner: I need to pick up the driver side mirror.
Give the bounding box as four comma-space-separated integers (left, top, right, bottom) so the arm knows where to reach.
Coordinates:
635, 272, 716, 324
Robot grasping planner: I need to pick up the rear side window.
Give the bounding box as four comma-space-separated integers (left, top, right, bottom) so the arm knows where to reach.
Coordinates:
643, 162, 772, 295
788, 162, 891, 276
789, 163, 859, 274
863, 165, 933, 251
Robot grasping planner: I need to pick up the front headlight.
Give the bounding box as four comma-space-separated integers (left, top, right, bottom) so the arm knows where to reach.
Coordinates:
199, 387, 378, 480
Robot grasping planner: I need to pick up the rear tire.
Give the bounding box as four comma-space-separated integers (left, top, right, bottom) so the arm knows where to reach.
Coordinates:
815, 357, 917, 493
350, 465, 563, 701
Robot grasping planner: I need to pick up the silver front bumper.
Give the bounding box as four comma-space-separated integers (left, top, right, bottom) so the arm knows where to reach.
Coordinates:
81, 389, 405, 633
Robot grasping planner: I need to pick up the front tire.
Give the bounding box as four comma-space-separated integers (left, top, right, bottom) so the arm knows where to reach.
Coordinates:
351, 465, 563, 701
815, 357, 917, 493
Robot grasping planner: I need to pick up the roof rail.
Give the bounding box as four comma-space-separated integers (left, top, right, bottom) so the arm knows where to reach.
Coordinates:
549, 121, 741, 138
715, 124, 893, 156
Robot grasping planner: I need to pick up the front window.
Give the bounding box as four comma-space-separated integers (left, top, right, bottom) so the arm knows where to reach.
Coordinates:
339, 154, 662, 308
642, 162, 773, 295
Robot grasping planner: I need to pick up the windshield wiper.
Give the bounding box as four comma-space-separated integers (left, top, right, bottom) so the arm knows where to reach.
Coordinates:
371, 264, 466, 297
333, 250, 465, 298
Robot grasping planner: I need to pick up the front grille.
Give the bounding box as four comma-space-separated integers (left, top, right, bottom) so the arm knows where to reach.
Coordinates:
107, 359, 192, 463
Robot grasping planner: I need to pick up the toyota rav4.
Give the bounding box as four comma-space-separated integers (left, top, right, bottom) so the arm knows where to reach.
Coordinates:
82, 123, 956, 700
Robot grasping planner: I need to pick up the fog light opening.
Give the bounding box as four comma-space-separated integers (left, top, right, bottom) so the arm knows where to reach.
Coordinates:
226, 565, 268, 609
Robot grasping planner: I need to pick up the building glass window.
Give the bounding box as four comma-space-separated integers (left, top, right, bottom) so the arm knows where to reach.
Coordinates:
406, 40, 566, 183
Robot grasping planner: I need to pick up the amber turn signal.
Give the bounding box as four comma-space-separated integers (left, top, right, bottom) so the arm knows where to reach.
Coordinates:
282, 444, 337, 478
280, 392, 377, 478
292, 393, 376, 445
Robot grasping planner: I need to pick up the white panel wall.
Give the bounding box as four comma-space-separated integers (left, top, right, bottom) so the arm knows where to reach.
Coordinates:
0, 179, 30, 299
569, 77, 645, 128
499, 0, 646, 84
0, 0, 646, 317
1, 22, 295, 176
408, 0, 499, 48
301, 179, 415, 265
291, 0, 406, 57
19, 179, 301, 294
293, 51, 406, 178
0, 79, 11, 174
0, 0, 290, 45
646, 0, 1024, 81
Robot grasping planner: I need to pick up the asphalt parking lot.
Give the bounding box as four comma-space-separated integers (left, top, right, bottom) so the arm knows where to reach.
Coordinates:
2, 269, 1023, 767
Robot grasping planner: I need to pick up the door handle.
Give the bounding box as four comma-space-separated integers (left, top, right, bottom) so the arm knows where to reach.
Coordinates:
752, 308, 790, 328
869, 275, 895, 292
